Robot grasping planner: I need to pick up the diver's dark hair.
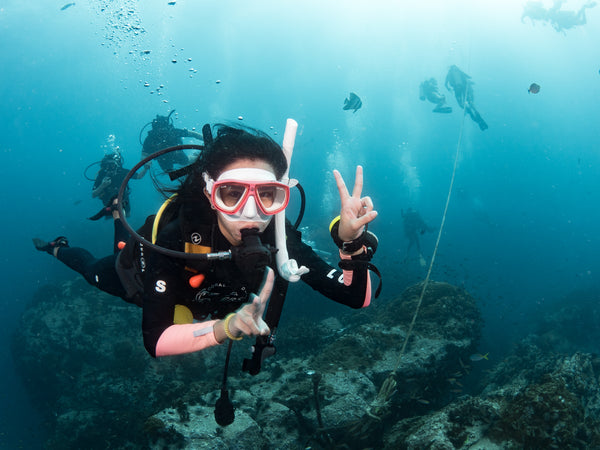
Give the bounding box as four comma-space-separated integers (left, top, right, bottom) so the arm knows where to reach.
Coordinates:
101, 152, 122, 168
200, 124, 287, 179
176, 124, 287, 199
152, 110, 176, 129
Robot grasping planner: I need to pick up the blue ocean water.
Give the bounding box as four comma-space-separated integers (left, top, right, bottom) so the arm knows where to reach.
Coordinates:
1, 1, 599, 447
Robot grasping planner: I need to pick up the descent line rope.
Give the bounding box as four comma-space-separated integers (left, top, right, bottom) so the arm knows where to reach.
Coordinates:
366, 92, 470, 420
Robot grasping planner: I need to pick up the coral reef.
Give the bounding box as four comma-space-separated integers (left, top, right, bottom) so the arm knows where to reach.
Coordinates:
384, 347, 600, 450
12, 277, 600, 449
536, 287, 600, 355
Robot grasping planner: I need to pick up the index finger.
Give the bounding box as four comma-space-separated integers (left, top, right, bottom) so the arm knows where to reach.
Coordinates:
333, 169, 350, 200
255, 267, 275, 316
351, 165, 364, 198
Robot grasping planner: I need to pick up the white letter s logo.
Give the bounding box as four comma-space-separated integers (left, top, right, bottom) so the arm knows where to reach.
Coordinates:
155, 280, 166, 293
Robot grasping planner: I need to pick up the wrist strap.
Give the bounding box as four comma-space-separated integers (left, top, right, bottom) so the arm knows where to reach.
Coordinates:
329, 216, 367, 253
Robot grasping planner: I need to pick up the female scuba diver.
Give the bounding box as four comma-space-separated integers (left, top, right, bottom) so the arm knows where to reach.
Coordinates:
33, 123, 379, 363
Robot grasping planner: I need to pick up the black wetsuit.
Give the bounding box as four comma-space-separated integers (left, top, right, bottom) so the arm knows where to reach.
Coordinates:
54, 219, 140, 303
53, 199, 373, 358
142, 207, 373, 358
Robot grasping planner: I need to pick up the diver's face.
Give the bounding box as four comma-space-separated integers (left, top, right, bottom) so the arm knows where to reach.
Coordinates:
104, 161, 118, 173
153, 119, 169, 131
205, 158, 278, 246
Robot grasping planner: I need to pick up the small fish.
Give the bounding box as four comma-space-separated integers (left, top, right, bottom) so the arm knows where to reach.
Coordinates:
168, 1, 176, 4
469, 352, 489, 362
450, 388, 463, 393
528, 83, 540, 94
416, 399, 430, 405
60, 2, 75, 10
343, 92, 362, 113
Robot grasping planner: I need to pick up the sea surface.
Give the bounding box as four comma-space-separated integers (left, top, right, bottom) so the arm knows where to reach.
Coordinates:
1, 1, 599, 447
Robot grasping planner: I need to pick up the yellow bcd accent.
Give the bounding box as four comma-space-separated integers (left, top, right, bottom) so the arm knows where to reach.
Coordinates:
184, 242, 212, 254
152, 194, 178, 244
173, 304, 194, 324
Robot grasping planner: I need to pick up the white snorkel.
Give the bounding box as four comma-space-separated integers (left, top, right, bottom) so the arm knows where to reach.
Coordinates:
276, 119, 309, 282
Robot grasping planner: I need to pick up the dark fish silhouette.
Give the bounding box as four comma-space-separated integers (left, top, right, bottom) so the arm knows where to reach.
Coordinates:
528, 83, 540, 94
343, 92, 362, 113
60, 2, 75, 10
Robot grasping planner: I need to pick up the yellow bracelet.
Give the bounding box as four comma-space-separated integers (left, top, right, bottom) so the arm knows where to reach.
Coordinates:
223, 313, 243, 341
329, 215, 341, 232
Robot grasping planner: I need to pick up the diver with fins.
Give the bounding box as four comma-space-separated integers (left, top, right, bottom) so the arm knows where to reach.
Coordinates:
33, 121, 382, 425
419, 78, 452, 113
445, 65, 488, 131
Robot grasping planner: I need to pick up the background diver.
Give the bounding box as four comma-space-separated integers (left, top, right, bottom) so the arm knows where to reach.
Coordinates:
521, 0, 597, 32
138, 110, 204, 177
445, 65, 488, 131
401, 207, 434, 267
419, 78, 452, 113
89, 151, 142, 220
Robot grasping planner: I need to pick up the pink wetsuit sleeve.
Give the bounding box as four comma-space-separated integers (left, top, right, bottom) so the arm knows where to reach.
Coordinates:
362, 273, 372, 307
339, 248, 372, 308
155, 320, 220, 356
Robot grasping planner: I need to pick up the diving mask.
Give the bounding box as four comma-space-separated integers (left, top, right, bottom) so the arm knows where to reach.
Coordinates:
204, 168, 290, 221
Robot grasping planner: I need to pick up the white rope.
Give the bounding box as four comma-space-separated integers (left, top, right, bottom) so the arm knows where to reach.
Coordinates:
392, 103, 468, 373
367, 88, 470, 420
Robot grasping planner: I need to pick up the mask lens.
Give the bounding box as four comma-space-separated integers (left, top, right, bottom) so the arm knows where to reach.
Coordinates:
256, 184, 289, 214
215, 183, 248, 211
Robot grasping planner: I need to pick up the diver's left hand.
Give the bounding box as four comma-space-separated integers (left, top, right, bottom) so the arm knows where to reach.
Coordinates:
333, 166, 378, 242
228, 267, 273, 337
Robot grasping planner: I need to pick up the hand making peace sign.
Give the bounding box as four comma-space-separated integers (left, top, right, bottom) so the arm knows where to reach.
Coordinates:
333, 165, 378, 243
